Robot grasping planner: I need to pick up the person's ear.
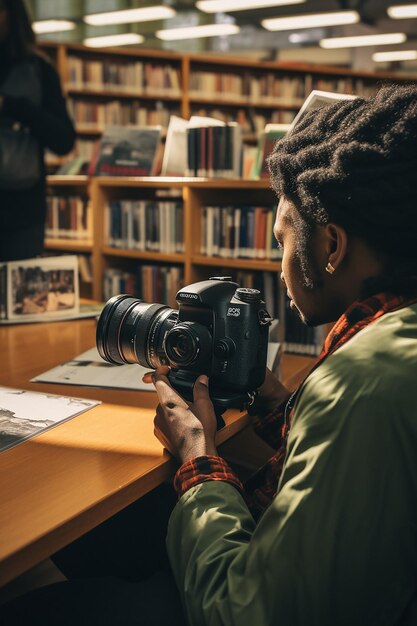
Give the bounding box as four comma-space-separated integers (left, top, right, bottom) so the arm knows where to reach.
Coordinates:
324, 223, 348, 275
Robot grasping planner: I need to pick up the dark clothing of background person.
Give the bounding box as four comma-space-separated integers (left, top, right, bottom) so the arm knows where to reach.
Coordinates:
0, 47, 75, 261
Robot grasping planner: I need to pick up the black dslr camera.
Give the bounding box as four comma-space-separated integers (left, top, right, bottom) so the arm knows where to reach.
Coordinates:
96, 277, 271, 415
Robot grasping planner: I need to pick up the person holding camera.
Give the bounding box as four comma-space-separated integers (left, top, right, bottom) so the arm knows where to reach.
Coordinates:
2, 85, 417, 625
146, 84, 417, 626
0, 0, 75, 262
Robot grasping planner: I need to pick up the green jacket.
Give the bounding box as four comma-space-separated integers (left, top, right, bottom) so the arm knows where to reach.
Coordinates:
167, 303, 417, 626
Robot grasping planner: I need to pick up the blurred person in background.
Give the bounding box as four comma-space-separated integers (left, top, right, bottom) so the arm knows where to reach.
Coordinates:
0, 0, 75, 262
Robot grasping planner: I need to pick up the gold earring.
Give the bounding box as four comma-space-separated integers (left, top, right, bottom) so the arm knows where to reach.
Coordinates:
325, 262, 335, 275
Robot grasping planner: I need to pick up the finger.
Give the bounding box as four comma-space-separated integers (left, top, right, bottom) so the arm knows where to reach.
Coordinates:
153, 371, 189, 410
142, 365, 170, 384
142, 371, 154, 384
193, 375, 211, 403
153, 365, 171, 380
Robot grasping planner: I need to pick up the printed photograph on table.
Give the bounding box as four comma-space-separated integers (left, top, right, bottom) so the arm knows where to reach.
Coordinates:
2, 255, 80, 322
0, 387, 100, 453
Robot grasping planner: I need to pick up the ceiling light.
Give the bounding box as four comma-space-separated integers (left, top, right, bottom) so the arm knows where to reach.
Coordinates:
84, 33, 145, 48
373, 50, 417, 62
387, 4, 417, 19
262, 10, 359, 31
33, 20, 76, 34
196, 0, 305, 15
320, 32, 407, 48
156, 23, 240, 40
84, 6, 176, 26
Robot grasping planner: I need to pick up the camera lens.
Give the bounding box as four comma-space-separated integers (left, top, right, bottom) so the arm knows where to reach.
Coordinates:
96, 294, 178, 368
164, 322, 211, 367
167, 330, 197, 365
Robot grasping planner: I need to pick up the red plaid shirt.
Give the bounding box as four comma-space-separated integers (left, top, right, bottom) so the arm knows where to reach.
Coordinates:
174, 283, 417, 518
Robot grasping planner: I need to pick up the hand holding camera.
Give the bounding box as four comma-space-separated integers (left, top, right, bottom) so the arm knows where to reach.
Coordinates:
143, 366, 218, 464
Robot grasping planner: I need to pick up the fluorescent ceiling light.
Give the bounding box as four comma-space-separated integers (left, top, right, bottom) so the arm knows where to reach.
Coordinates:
84, 33, 144, 48
320, 32, 407, 48
262, 10, 359, 31
387, 4, 417, 19
373, 49, 417, 62
84, 6, 176, 26
33, 19, 76, 34
196, 0, 305, 15
156, 23, 240, 40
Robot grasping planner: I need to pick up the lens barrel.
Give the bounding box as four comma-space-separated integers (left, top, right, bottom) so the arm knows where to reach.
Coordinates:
96, 295, 177, 368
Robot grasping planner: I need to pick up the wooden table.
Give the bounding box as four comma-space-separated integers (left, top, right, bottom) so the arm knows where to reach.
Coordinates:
0, 318, 251, 587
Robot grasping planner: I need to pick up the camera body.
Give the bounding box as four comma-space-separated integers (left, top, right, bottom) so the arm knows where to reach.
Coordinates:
96, 277, 272, 410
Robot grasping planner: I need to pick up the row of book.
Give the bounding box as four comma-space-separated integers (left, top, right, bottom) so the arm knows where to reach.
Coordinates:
45, 196, 92, 240
200, 205, 281, 261
189, 71, 376, 103
186, 123, 242, 178
106, 200, 184, 253
68, 99, 178, 130
191, 107, 295, 134
68, 57, 181, 96
52, 91, 355, 180
189, 72, 305, 104
103, 266, 183, 309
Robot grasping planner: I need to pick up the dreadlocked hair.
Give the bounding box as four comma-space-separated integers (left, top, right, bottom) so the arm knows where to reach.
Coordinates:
268, 85, 417, 289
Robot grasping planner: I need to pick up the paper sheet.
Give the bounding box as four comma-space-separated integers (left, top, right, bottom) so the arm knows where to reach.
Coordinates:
0, 386, 100, 453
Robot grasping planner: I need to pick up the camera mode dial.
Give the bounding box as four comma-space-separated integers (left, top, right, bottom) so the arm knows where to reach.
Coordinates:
235, 288, 261, 303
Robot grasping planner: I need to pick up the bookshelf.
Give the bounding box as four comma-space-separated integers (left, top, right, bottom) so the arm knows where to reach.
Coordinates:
39, 41, 415, 164
88, 176, 277, 299
41, 43, 415, 352
45, 176, 93, 297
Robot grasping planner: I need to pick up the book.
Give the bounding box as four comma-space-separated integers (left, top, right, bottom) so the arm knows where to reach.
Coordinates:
91, 126, 162, 177
161, 115, 189, 177
32, 347, 152, 392
56, 156, 89, 176
186, 116, 243, 178
0, 386, 100, 453
251, 123, 290, 180
0, 255, 80, 323
288, 89, 357, 133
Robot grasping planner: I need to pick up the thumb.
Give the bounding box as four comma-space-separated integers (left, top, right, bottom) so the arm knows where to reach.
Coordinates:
193, 375, 210, 402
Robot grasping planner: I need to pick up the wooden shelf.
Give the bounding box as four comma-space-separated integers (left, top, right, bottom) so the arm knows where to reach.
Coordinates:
95, 177, 271, 189
67, 86, 182, 101
47, 175, 89, 186
102, 247, 185, 263
76, 127, 103, 135
189, 95, 304, 110
192, 255, 281, 272
45, 239, 93, 252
